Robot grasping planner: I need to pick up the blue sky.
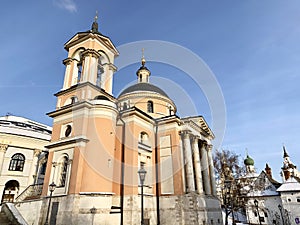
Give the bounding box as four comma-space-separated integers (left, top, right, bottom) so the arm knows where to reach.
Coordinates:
1, 0, 299, 181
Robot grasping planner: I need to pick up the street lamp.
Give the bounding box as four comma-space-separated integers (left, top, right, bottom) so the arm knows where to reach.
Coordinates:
138, 164, 147, 225
278, 204, 284, 225
44, 182, 56, 225
254, 199, 262, 225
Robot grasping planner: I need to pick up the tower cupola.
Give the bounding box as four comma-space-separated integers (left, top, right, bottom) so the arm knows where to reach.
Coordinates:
136, 49, 151, 83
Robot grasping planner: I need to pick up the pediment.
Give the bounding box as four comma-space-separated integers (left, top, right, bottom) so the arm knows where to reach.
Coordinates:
64, 31, 119, 56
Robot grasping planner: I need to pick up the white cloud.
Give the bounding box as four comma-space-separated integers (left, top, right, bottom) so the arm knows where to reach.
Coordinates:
54, 0, 77, 13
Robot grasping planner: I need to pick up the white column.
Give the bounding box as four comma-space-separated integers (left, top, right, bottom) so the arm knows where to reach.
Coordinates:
82, 55, 90, 82
28, 149, 41, 185
0, 144, 8, 171
182, 131, 195, 193
63, 59, 72, 89
207, 144, 217, 196
89, 57, 97, 84
192, 136, 203, 194
106, 64, 116, 94
200, 141, 211, 195
71, 62, 78, 86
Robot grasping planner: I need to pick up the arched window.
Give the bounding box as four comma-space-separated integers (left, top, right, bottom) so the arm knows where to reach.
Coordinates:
1, 180, 20, 203
58, 156, 69, 187
40, 162, 47, 175
77, 62, 82, 83
96, 60, 104, 87
140, 132, 149, 144
70, 96, 78, 104
123, 102, 128, 110
147, 101, 153, 113
9, 153, 25, 171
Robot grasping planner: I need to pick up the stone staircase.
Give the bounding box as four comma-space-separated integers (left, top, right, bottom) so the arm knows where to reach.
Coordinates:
15, 184, 43, 202
0, 203, 28, 225
0, 211, 17, 225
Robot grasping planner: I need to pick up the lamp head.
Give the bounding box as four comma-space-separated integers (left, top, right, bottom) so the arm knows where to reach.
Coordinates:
138, 165, 147, 183
49, 182, 56, 192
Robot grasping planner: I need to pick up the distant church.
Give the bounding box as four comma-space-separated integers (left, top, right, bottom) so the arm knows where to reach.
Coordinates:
15, 16, 222, 225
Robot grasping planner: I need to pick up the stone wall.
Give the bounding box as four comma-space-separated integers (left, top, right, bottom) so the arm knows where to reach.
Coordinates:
16, 193, 222, 225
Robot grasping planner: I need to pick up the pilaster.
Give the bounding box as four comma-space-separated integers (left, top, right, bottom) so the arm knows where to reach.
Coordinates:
28, 149, 42, 185
0, 144, 8, 172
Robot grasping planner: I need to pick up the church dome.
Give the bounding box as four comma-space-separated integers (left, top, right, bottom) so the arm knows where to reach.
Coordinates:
244, 155, 254, 166
117, 55, 176, 118
119, 82, 169, 98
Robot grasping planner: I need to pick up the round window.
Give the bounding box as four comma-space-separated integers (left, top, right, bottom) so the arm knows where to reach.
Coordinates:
65, 125, 72, 137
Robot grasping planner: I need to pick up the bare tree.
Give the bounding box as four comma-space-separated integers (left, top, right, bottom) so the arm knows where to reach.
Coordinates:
213, 149, 246, 225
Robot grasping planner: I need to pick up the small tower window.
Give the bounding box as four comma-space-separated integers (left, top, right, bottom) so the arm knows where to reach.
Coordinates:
123, 102, 128, 110
65, 125, 72, 137
9, 153, 25, 171
77, 63, 82, 83
70, 96, 78, 104
147, 101, 153, 113
96, 60, 104, 87
140, 132, 149, 145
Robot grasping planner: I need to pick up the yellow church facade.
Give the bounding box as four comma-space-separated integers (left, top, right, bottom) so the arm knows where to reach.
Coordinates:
16, 18, 222, 225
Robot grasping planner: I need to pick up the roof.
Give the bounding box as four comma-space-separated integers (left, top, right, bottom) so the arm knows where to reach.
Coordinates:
118, 83, 169, 98
0, 115, 52, 141
277, 177, 300, 192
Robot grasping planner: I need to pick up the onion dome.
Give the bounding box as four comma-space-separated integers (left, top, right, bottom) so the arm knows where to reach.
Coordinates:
244, 154, 254, 166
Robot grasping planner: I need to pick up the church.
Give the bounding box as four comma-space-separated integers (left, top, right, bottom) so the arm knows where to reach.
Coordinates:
15, 16, 222, 225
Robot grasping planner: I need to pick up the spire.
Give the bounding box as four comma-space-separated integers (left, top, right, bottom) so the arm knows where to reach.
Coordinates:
136, 48, 151, 83
265, 163, 272, 178
141, 48, 146, 66
283, 145, 289, 158
91, 10, 99, 33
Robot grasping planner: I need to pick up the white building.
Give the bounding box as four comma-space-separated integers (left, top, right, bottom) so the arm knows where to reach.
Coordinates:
277, 147, 300, 225
245, 169, 282, 225
0, 115, 52, 203
277, 177, 300, 225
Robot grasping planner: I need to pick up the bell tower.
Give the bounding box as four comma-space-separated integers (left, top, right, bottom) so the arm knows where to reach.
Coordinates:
42, 14, 120, 222
61, 12, 118, 94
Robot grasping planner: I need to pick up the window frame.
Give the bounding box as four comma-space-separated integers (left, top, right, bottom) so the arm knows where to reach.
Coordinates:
8, 153, 25, 172
147, 100, 154, 113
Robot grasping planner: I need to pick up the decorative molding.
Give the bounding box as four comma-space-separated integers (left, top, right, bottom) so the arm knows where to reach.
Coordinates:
207, 144, 213, 151
0, 144, 8, 153
67, 159, 73, 165
107, 63, 117, 72
34, 149, 42, 157
82, 49, 101, 58
63, 57, 73, 65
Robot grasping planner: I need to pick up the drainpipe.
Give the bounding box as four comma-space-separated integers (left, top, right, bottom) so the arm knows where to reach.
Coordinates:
154, 120, 160, 225
118, 113, 125, 225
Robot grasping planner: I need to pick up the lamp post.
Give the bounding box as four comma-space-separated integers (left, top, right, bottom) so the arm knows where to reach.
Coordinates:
254, 199, 262, 225
278, 204, 284, 225
138, 164, 147, 225
44, 182, 56, 225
